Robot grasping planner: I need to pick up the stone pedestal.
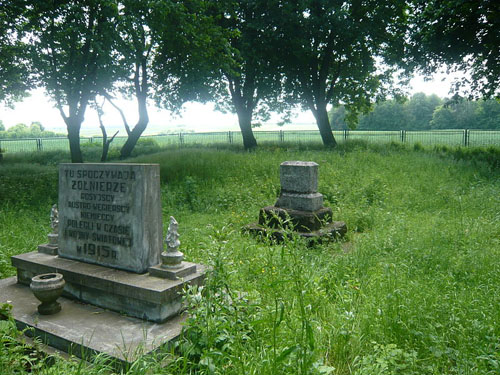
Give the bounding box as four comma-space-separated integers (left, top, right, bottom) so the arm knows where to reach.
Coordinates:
246, 161, 347, 243
12, 251, 206, 323
37, 243, 58, 255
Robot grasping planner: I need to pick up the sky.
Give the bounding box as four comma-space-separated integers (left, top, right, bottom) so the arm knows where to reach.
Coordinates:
0, 72, 461, 135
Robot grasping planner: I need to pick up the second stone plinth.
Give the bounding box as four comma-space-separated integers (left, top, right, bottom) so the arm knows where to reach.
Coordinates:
246, 161, 347, 243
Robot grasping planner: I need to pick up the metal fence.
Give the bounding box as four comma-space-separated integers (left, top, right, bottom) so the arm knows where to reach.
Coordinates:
1, 129, 499, 154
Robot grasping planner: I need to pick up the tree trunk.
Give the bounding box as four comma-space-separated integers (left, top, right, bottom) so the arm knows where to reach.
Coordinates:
120, 122, 147, 159
312, 104, 337, 147
65, 116, 83, 163
236, 109, 257, 150
120, 94, 149, 159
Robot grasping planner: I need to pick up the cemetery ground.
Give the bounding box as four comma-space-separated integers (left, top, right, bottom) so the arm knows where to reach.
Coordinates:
0, 141, 499, 375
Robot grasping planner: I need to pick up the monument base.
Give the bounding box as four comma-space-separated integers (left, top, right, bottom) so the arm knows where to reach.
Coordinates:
259, 206, 333, 232
0, 277, 184, 364
12, 251, 206, 323
148, 262, 197, 280
37, 244, 58, 255
245, 220, 347, 244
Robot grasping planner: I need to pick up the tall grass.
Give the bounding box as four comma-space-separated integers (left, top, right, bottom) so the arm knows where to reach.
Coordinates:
0, 142, 499, 374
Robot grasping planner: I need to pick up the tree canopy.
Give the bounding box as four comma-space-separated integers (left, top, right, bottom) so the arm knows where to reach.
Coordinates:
409, 0, 500, 99
271, 0, 409, 146
0, 1, 31, 105
1, 0, 500, 155
21, 0, 120, 162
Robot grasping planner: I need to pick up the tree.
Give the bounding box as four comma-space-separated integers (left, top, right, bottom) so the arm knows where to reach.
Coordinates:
203, 0, 286, 150
405, 93, 442, 130
329, 105, 348, 130
358, 99, 412, 130
101, 0, 158, 159
0, 1, 31, 105
271, 0, 408, 146
430, 98, 500, 130
330, 93, 444, 130
21, 1, 119, 162
410, 0, 500, 99
431, 99, 478, 130
476, 99, 500, 129
0, 120, 5, 131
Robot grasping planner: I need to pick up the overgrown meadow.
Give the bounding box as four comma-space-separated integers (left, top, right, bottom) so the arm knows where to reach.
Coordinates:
0, 141, 499, 374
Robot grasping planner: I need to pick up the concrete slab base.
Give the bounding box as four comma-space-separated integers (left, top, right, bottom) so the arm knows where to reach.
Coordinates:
0, 277, 185, 364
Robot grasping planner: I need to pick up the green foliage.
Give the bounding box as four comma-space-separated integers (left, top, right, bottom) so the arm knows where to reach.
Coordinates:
431, 98, 500, 130
0, 122, 62, 139
1, 145, 499, 374
330, 93, 444, 130
272, 0, 409, 145
0, 1, 31, 105
331, 95, 500, 131
409, 0, 499, 99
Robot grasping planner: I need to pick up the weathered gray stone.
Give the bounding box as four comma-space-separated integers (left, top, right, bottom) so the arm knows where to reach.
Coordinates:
259, 206, 333, 232
246, 160, 347, 243
37, 244, 58, 255
280, 161, 318, 193
57, 163, 162, 274
275, 192, 323, 212
149, 262, 197, 280
0, 277, 186, 363
12, 251, 206, 323
245, 221, 347, 244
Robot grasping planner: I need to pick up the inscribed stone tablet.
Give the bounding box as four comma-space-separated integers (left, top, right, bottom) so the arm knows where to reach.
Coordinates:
58, 163, 162, 273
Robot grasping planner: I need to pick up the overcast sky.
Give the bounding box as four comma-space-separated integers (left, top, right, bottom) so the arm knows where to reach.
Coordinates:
0, 72, 462, 135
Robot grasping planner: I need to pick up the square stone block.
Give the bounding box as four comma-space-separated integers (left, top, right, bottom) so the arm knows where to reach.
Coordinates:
38, 244, 58, 255
275, 192, 323, 212
280, 161, 318, 193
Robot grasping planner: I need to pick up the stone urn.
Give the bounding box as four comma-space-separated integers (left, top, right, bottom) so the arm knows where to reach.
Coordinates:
30, 273, 65, 315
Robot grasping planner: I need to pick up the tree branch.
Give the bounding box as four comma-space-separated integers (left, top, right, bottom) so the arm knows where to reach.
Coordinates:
102, 92, 131, 135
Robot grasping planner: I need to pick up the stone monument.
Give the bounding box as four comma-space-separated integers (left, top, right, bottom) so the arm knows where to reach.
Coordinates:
1, 163, 206, 363
246, 161, 346, 241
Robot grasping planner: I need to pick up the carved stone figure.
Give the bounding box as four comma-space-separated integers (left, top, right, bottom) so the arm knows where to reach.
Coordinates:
161, 216, 184, 268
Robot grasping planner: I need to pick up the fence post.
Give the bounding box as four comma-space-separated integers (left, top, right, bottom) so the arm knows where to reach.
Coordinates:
343, 129, 348, 140
464, 129, 469, 147
228, 131, 233, 144
400, 130, 406, 143
36, 138, 42, 151
179, 132, 184, 146
279, 130, 284, 142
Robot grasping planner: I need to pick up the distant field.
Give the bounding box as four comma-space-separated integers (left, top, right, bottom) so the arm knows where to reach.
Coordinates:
1, 129, 499, 153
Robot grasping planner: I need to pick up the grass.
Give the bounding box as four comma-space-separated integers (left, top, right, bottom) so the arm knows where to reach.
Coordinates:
0, 141, 499, 374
